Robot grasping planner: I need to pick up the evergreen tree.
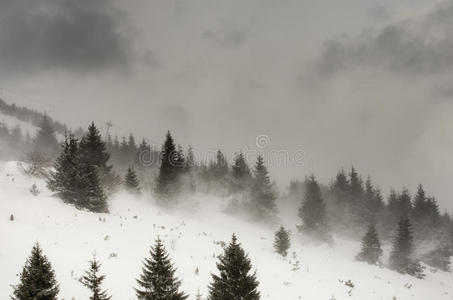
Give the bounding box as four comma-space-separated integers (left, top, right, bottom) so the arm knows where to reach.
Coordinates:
33, 115, 59, 159
125, 166, 141, 194
47, 134, 108, 213
136, 238, 188, 300
421, 244, 451, 272
11, 243, 59, 300
185, 145, 196, 172
298, 175, 329, 240
411, 184, 440, 242
80, 256, 111, 300
231, 153, 252, 192
356, 225, 383, 265
250, 156, 277, 220
389, 218, 424, 278
80, 163, 109, 213
209, 150, 229, 180
47, 134, 82, 205
155, 131, 181, 201
79, 122, 112, 174
329, 169, 351, 234
208, 235, 260, 300
273, 226, 291, 257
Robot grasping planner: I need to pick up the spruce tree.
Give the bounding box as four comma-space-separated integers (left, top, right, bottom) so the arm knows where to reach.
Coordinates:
411, 184, 440, 242
389, 218, 424, 278
125, 166, 141, 194
231, 153, 252, 192
79, 122, 112, 174
33, 115, 59, 159
47, 134, 81, 205
356, 225, 383, 264
298, 175, 329, 240
155, 131, 181, 201
421, 244, 451, 272
250, 156, 277, 220
208, 235, 260, 300
136, 238, 188, 300
80, 256, 111, 300
11, 243, 59, 300
80, 163, 109, 213
329, 169, 350, 234
274, 226, 291, 257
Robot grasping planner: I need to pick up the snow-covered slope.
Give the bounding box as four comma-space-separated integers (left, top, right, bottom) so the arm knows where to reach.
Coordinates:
0, 112, 38, 136
1, 161, 453, 300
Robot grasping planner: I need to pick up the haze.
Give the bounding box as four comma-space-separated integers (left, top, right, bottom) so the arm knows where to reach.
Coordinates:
1, 0, 452, 209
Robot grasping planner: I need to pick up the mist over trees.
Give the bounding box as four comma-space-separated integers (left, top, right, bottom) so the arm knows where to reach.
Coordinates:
2, 98, 453, 277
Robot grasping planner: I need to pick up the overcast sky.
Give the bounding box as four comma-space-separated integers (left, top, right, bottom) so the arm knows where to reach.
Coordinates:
1, 0, 453, 209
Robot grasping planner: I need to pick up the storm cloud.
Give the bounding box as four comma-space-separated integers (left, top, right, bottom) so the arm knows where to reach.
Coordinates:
316, 1, 453, 77
0, 0, 131, 75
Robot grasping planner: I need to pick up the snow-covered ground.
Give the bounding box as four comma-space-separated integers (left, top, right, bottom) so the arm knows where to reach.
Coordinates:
1, 161, 453, 300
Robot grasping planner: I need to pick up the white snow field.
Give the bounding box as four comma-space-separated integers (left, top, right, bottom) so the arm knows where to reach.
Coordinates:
1, 161, 453, 300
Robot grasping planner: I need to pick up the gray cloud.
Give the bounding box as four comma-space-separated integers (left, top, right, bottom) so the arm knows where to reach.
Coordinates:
316, 1, 453, 77
203, 26, 249, 49
0, 0, 131, 75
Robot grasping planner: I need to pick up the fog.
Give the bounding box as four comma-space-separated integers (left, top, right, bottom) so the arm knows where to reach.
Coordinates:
1, 0, 453, 209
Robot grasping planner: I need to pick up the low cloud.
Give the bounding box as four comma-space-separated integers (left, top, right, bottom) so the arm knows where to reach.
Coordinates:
316, 1, 453, 77
0, 0, 131, 75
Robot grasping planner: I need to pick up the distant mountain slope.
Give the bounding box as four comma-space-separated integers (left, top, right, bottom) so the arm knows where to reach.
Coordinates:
0, 98, 68, 134
1, 161, 452, 300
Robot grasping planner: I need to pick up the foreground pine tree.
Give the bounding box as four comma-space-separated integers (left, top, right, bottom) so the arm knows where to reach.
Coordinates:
208, 235, 260, 300
80, 256, 111, 300
389, 218, 424, 278
11, 243, 59, 300
356, 225, 383, 264
125, 166, 141, 194
136, 238, 188, 300
274, 226, 291, 257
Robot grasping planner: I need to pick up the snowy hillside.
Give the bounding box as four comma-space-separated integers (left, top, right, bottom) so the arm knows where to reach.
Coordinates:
0, 112, 38, 137
1, 161, 453, 300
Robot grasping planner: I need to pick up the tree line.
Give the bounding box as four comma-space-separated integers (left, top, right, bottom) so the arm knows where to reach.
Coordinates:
4, 114, 453, 277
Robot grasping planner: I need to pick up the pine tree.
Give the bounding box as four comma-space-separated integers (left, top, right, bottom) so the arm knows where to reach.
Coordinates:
298, 175, 329, 240
125, 166, 141, 194
389, 218, 424, 278
356, 225, 383, 264
250, 156, 277, 220
421, 243, 451, 272
208, 235, 260, 300
231, 153, 252, 192
47, 134, 108, 212
80, 256, 111, 300
274, 226, 291, 257
79, 122, 112, 174
47, 134, 82, 205
411, 184, 440, 242
209, 150, 229, 180
329, 169, 351, 234
11, 243, 59, 300
135, 238, 188, 300
33, 115, 59, 159
80, 163, 109, 213
155, 131, 181, 201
